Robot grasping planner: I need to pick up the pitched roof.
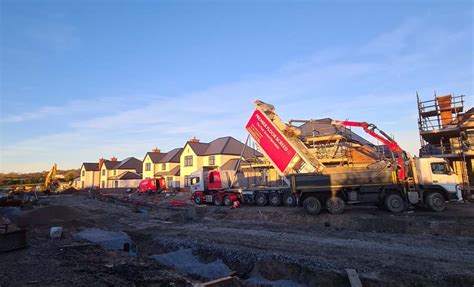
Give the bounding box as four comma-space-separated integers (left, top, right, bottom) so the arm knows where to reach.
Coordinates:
220, 158, 240, 170
185, 136, 261, 159
187, 142, 211, 156
298, 119, 373, 146
117, 171, 141, 180
155, 165, 180, 177
145, 152, 167, 163
82, 162, 99, 171
114, 157, 143, 173
160, 148, 183, 163
204, 137, 230, 155
103, 160, 120, 169
206, 136, 262, 159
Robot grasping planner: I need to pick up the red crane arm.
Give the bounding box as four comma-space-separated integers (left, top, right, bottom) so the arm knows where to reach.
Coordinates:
331, 120, 406, 181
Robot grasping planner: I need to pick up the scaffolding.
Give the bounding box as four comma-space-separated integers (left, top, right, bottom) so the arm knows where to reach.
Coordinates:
417, 92, 473, 196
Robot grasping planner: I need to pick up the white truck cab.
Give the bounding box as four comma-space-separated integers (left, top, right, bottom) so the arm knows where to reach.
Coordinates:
189, 169, 239, 193
414, 157, 462, 200
189, 170, 205, 193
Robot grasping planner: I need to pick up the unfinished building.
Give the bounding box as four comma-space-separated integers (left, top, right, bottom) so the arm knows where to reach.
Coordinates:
292, 119, 383, 167
417, 93, 473, 195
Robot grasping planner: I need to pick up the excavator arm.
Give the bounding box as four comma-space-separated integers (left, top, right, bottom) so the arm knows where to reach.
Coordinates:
44, 163, 59, 192
331, 120, 406, 181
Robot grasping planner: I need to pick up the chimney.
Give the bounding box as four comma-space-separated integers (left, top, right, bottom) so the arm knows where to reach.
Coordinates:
152, 147, 161, 153
98, 158, 105, 169
436, 95, 453, 127
111, 156, 118, 161
189, 137, 200, 143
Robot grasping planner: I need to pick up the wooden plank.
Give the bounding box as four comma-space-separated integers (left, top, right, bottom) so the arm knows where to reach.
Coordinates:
197, 275, 237, 287
346, 269, 363, 287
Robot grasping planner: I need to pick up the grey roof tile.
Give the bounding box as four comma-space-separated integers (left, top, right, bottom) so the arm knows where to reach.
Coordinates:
82, 162, 99, 171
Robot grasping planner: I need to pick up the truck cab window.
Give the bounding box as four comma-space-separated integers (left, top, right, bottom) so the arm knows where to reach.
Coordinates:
191, 177, 200, 185
431, 163, 449, 175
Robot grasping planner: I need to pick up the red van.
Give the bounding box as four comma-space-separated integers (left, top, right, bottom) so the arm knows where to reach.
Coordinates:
137, 178, 166, 193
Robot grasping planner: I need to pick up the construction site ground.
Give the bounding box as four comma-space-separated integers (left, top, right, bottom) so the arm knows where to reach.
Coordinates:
1, 190, 473, 287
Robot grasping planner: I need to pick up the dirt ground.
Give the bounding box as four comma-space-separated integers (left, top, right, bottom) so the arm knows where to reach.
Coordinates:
1, 190, 473, 286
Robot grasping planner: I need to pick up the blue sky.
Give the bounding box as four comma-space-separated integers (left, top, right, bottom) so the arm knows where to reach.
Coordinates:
1, 0, 473, 172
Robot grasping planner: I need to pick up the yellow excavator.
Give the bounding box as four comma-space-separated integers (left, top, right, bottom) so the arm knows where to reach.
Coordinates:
44, 163, 60, 194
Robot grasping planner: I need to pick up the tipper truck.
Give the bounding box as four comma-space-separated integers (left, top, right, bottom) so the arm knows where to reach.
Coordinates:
190, 100, 462, 214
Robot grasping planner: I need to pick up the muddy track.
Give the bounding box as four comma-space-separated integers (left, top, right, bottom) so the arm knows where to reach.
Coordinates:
2, 194, 473, 286
65, 194, 474, 286
131, 219, 474, 286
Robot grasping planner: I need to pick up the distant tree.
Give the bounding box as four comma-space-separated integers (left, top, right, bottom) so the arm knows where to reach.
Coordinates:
64, 170, 80, 182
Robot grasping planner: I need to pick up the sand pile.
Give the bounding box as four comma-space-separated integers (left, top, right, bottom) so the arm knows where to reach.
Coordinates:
17, 205, 89, 227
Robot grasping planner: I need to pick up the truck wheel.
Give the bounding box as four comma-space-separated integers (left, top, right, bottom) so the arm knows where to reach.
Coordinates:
283, 194, 296, 207
303, 197, 321, 215
194, 195, 202, 205
213, 195, 223, 206
255, 193, 268, 206
326, 197, 345, 214
384, 193, 405, 213
426, 192, 446, 212
223, 195, 233, 206
269, 193, 282, 207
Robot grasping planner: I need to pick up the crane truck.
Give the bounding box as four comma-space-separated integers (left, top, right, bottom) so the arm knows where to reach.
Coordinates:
190, 100, 462, 214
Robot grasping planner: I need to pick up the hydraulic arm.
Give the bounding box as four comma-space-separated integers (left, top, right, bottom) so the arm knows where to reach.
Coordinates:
331, 120, 406, 181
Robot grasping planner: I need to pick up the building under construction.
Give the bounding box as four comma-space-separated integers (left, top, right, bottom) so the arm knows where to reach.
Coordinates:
292, 119, 383, 167
240, 118, 386, 187
417, 93, 473, 196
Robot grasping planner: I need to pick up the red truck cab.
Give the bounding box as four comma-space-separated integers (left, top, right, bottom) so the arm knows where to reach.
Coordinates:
137, 177, 166, 193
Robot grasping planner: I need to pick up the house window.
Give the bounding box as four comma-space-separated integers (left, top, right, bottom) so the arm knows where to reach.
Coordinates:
113, 170, 116, 176
209, 156, 215, 166
81, 181, 84, 189
102, 169, 105, 176
184, 156, 193, 167
145, 163, 151, 171
167, 177, 173, 187
184, 175, 190, 187
101, 181, 105, 188
81, 170, 85, 176
162, 163, 166, 170
114, 180, 119, 188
